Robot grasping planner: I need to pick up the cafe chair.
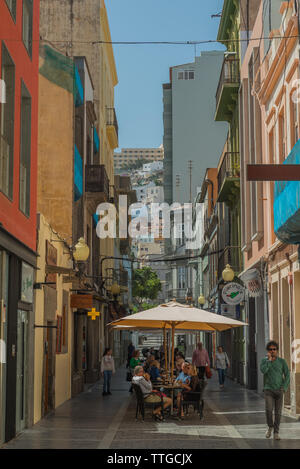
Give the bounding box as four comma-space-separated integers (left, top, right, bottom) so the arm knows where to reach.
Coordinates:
181, 379, 206, 420
132, 384, 164, 422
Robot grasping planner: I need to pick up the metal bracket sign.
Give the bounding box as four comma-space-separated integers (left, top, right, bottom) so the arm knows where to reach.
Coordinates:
247, 164, 300, 181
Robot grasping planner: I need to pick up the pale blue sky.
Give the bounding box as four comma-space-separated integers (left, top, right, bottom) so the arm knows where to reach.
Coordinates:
106, 0, 225, 149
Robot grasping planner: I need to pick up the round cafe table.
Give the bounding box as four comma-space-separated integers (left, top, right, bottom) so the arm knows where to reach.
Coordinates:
152, 382, 184, 416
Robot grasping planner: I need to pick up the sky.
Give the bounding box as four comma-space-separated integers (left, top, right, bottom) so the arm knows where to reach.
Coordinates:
106, 0, 225, 150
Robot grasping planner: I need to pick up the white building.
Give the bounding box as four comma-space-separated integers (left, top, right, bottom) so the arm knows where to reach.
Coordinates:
143, 161, 163, 172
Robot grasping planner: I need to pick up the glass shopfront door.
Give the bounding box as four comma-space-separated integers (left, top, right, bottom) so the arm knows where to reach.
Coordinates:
0, 250, 8, 444
15, 310, 28, 434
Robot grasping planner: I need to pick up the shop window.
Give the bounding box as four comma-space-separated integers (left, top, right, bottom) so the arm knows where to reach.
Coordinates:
19, 81, 31, 216
0, 44, 15, 199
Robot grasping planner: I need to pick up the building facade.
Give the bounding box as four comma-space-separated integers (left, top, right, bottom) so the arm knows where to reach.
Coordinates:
257, 0, 300, 415
162, 52, 228, 205
114, 146, 164, 171
0, 0, 39, 443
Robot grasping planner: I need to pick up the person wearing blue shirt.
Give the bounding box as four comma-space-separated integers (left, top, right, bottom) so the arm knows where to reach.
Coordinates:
149, 360, 162, 382
175, 362, 191, 418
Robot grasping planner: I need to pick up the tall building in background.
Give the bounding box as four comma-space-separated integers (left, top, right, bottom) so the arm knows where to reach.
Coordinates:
114, 146, 164, 171
162, 52, 228, 205
0, 0, 40, 443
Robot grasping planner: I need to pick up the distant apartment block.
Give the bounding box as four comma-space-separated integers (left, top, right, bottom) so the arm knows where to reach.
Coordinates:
114, 145, 164, 170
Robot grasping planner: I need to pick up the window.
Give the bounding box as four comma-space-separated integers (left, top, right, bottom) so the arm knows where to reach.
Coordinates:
0, 44, 15, 199
278, 111, 286, 163
291, 92, 299, 148
178, 70, 195, 80
19, 81, 31, 216
5, 0, 16, 20
22, 0, 33, 57
178, 267, 186, 289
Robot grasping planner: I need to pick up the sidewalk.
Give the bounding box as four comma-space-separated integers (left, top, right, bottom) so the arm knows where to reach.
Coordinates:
2, 367, 300, 449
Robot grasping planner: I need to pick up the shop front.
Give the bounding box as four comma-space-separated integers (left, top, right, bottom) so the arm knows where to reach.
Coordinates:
0, 226, 36, 443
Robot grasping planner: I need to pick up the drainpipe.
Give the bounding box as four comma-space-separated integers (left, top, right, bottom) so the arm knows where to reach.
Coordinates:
261, 257, 270, 344
204, 179, 214, 214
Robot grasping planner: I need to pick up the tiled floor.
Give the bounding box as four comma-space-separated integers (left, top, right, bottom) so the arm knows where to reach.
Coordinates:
2, 367, 300, 449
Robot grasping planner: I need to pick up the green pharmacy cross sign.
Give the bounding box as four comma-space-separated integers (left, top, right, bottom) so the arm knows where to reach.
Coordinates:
222, 282, 244, 306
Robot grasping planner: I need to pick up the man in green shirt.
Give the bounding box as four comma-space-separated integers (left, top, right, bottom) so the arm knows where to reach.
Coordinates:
260, 341, 290, 441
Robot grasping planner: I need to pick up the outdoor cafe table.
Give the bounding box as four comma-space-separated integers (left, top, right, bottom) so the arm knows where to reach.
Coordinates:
152, 382, 184, 416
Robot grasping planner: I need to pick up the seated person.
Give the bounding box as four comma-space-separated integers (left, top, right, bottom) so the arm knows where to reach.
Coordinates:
183, 365, 200, 398
174, 362, 191, 418
175, 351, 185, 361
132, 366, 172, 421
175, 358, 185, 376
144, 355, 155, 374
149, 360, 162, 382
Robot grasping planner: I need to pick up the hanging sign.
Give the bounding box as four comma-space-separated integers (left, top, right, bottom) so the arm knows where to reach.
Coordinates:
222, 282, 244, 305
241, 269, 262, 298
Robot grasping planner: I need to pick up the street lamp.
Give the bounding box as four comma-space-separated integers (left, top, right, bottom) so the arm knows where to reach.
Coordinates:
73, 237, 90, 262
110, 283, 121, 299
73, 237, 90, 276
198, 294, 205, 306
222, 264, 235, 282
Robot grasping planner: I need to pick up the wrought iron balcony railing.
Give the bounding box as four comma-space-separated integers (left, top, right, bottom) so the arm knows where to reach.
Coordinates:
106, 107, 118, 138
216, 58, 240, 108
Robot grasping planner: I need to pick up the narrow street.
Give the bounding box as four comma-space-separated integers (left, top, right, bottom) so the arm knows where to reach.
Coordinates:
2, 366, 300, 450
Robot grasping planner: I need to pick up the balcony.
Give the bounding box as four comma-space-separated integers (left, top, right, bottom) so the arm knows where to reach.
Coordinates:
85, 164, 109, 211
167, 289, 191, 304
217, 152, 240, 203
106, 107, 119, 149
204, 212, 218, 240
119, 238, 131, 255
215, 58, 240, 122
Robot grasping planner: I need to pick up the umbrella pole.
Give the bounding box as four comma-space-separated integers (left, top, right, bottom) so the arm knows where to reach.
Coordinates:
163, 326, 168, 374
171, 323, 175, 383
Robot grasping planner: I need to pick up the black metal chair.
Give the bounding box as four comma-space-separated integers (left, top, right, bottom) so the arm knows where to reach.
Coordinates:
181, 379, 206, 419
132, 384, 164, 421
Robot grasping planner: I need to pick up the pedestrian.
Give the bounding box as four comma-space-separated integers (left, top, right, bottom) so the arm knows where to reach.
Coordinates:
101, 348, 115, 396
192, 342, 210, 379
215, 345, 230, 389
260, 340, 290, 440
127, 342, 135, 368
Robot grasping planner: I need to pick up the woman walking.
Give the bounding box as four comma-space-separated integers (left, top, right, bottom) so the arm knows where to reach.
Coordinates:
101, 348, 115, 396
215, 346, 230, 389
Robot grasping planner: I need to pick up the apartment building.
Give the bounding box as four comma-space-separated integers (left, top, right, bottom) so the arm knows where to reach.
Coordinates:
114, 145, 164, 171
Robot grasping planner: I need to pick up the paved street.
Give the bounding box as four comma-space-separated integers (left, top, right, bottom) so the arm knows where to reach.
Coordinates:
2, 366, 300, 450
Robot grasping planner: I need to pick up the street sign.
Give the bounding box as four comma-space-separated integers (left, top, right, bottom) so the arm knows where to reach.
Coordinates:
222, 282, 244, 305
70, 294, 93, 309
247, 164, 300, 181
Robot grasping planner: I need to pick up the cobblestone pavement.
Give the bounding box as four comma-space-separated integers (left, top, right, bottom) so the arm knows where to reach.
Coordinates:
2, 366, 300, 449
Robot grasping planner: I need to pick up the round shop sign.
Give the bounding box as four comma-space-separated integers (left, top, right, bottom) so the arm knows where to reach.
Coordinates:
222, 282, 244, 305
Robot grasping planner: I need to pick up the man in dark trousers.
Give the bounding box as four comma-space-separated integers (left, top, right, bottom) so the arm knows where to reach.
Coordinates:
260, 340, 290, 441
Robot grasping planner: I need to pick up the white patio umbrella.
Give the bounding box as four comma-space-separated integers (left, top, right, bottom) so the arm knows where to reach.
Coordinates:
109, 301, 247, 380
